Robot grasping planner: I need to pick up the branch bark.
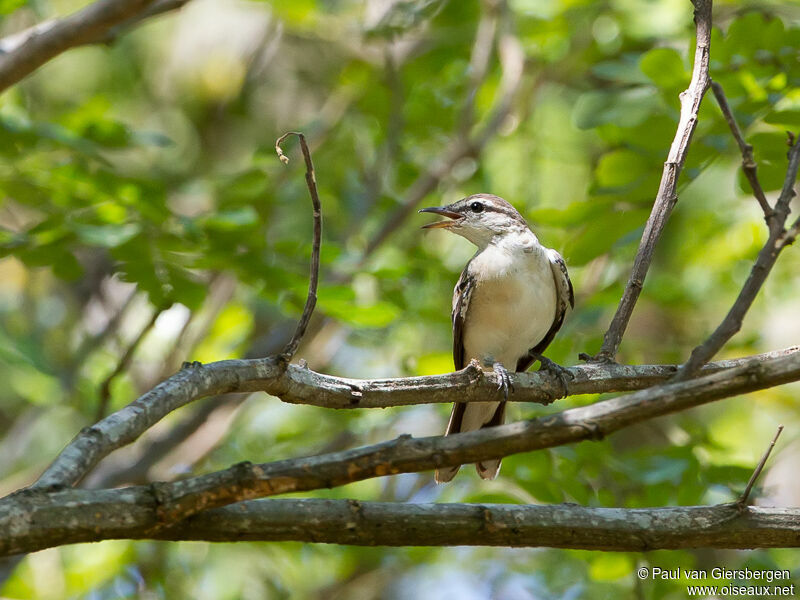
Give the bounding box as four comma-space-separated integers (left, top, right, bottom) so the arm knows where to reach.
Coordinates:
30, 346, 799, 492
586, 0, 713, 363
0, 0, 189, 92
3, 496, 799, 556
11, 347, 799, 533
710, 81, 772, 219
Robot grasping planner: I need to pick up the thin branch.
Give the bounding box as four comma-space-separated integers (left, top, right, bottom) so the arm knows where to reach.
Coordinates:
739, 425, 783, 507
677, 137, 800, 379
0, 0, 167, 92
71, 286, 137, 373
782, 214, 800, 248
3, 496, 800, 556
586, 0, 713, 363
28, 346, 800, 492
710, 80, 772, 219
96, 306, 161, 421
359, 11, 524, 261
275, 132, 323, 361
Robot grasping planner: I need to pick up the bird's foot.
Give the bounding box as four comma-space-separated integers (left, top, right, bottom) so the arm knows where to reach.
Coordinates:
537, 356, 573, 399
492, 362, 513, 401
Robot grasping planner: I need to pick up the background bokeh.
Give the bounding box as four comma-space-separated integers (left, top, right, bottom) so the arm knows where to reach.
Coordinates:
1, 0, 800, 597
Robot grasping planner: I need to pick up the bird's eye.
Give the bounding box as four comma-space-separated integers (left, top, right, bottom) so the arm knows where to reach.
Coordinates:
470, 202, 484, 213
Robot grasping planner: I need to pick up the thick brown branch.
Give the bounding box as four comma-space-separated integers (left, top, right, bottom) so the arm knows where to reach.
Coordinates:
3, 496, 800, 556
710, 80, 772, 219
0, 0, 172, 92
677, 138, 800, 378
589, 0, 713, 363
274, 132, 323, 360
29, 347, 799, 491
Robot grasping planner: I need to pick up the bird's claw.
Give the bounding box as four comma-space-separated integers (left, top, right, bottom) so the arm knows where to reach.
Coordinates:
492, 362, 513, 401
537, 356, 573, 399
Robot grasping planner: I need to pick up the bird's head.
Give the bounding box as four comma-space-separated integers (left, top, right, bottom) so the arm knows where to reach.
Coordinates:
419, 194, 529, 247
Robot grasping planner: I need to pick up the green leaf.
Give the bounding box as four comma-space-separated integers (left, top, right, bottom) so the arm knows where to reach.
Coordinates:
640, 47, 688, 89
0, 0, 26, 16
573, 88, 661, 129
595, 149, 650, 189
199, 207, 259, 231
764, 109, 800, 127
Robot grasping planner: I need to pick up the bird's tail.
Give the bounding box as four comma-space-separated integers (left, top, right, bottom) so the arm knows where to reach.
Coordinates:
434, 401, 506, 483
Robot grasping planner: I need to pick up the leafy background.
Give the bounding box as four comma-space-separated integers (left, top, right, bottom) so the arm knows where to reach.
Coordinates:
1, 0, 800, 597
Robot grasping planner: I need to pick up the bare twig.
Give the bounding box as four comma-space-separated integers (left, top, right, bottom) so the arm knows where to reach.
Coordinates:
72, 286, 137, 372
585, 0, 713, 363
359, 11, 524, 261
3, 497, 800, 556
96, 306, 162, 421
275, 132, 323, 361
710, 81, 772, 220
677, 136, 800, 379
739, 425, 784, 507
0, 0, 167, 92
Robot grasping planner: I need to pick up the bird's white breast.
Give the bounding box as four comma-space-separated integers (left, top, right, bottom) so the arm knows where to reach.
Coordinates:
461, 240, 557, 368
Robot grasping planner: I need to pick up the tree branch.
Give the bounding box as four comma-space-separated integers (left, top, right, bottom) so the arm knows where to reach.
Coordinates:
96, 305, 162, 421
676, 136, 800, 378
28, 346, 799, 492
12, 347, 798, 533
274, 132, 323, 361
151, 350, 800, 523
0, 0, 183, 92
3, 496, 800, 556
710, 80, 772, 220
586, 0, 713, 363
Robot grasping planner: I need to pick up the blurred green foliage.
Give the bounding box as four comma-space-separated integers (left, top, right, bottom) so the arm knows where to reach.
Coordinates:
1, 0, 800, 598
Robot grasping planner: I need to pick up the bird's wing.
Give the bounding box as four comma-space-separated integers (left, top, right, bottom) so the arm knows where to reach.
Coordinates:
438, 262, 477, 451
451, 262, 476, 371
515, 248, 574, 372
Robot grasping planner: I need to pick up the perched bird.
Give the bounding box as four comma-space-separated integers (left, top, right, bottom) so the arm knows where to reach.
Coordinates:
420, 194, 574, 482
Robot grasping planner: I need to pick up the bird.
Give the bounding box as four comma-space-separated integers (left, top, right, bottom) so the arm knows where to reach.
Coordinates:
420, 193, 574, 482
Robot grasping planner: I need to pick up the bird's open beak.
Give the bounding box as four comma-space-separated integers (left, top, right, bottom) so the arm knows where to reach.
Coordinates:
419, 206, 463, 229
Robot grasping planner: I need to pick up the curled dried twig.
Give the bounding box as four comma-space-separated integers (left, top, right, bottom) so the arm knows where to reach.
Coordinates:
274, 132, 323, 361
